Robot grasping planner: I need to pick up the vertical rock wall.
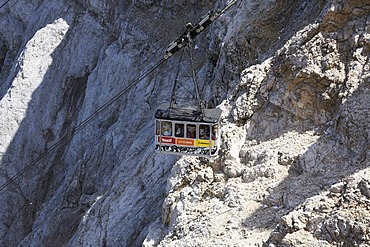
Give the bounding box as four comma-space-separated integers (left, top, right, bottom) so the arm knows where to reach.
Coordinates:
0, 0, 368, 246
0, 0, 230, 246
152, 0, 369, 246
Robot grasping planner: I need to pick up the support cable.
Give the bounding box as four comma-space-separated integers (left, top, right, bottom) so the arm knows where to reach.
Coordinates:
186, 41, 203, 113
0, 58, 166, 192
0, 0, 11, 9
169, 52, 183, 110
0, 0, 239, 192
0, 0, 20, 10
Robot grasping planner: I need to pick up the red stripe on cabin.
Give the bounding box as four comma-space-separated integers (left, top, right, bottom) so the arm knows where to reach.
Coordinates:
159, 136, 176, 144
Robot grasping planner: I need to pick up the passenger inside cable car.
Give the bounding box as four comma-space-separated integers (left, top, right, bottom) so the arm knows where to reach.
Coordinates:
175, 123, 184, 137
199, 124, 210, 139
212, 124, 218, 140
186, 125, 196, 138
155, 104, 222, 157
162, 121, 172, 136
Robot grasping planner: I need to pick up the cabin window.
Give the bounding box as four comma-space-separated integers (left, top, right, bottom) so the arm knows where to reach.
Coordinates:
199, 124, 210, 140
161, 121, 172, 136
175, 123, 185, 137
212, 124, 219, 140
156, 120, 160, 135
186, 124, 196, 139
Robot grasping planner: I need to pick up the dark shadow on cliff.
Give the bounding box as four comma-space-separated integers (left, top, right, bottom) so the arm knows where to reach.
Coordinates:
242, 79, 369, 233
0, 0, 332, 246
0, 9, 89, 246
0, 1, 190, 246
0, 1, 130, 245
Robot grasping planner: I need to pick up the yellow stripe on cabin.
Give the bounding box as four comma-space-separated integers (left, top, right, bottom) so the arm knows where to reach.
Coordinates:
195, 140, 214, 147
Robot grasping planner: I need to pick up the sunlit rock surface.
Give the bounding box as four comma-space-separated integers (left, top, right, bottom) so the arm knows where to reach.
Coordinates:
0, 0, 368, 246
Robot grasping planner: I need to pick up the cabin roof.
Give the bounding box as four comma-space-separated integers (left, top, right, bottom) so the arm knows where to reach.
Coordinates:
155, 103, 222, 123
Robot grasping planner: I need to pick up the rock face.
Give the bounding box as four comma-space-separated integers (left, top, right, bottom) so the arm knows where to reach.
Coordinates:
0, 0, 369, 246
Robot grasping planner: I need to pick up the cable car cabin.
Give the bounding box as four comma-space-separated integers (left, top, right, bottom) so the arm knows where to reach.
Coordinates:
155, 103, 222, 157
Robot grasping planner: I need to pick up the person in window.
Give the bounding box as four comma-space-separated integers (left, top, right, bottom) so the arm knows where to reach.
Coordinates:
187, 125, 196, 138
162, 122, 172, 136
212, 125, 218, 140
163, 128, 171, 136
199, 125, 210, 140
199, 129, 204, 139
175, 124, 184, 137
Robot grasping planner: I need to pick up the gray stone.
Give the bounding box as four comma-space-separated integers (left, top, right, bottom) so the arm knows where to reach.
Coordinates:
0, 0, 369, 247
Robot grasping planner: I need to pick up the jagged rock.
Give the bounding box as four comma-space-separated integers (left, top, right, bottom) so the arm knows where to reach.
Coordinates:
222, 158, 243, 178
329, 182, 346, 194
242, 167, 257, 183
231, 59, 272, 123
319, 214, 369, 245
0, 0, 369, 246
277, 152, 298, 167
358, 179, 370, 199
196, 167, 214, 183
142, 219, 165, 247
213, 171, 227, 183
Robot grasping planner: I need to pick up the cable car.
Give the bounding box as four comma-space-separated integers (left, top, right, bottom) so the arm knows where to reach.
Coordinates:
155, 103, 221, 157
154, 5, 233, 158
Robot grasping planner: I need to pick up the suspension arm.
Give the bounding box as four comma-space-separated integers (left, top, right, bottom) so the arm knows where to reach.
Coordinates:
163, 0, 238, 59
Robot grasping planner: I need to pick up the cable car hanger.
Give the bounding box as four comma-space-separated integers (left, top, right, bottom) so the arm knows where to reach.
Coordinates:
168, 41, 203, 120
163, 0, 238, 60
163, 0, 239, 119
155, 0, 238, 157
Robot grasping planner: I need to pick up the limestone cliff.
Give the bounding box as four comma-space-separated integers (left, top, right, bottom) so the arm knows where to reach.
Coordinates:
0, 0, 368, 246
